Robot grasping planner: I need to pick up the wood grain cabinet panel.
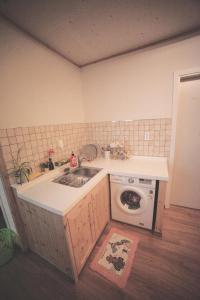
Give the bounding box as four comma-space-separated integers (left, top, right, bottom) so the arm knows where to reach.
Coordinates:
66, 176, 110, 275
91, 176, 110, 241
67, 193, 94, 274
17, 198, 75, 279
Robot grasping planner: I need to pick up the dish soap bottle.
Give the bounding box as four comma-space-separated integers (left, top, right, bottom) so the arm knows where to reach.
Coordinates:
48, 158, 54, 170
69, 152, 78, 168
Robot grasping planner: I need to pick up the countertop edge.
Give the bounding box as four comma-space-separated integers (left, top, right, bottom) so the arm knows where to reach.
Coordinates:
15, 169, 108, 216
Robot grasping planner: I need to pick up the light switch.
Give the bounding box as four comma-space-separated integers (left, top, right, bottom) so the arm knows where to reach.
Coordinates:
144, 132, 150, 141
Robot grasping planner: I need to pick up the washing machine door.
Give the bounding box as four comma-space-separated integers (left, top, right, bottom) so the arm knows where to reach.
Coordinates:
117, 186, 147, 215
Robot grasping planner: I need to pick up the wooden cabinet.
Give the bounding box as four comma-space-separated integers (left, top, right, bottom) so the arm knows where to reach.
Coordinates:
16, 175, 110, 281
66, 193, 94, 274
17, 198, 75, 279
66, 176, 110, 275
91, 176, 110, 242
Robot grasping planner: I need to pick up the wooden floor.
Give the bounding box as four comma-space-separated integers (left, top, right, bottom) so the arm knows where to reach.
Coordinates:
0, 205, 200, 300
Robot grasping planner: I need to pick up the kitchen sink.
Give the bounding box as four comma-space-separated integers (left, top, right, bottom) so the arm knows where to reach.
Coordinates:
72, 167, 100, 177
53, 167, 102, 188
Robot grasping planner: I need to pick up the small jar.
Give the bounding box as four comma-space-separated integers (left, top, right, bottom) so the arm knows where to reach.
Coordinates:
104, 150, 110, 159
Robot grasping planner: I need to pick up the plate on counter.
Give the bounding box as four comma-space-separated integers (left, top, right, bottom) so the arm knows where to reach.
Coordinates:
80, 144, 98, 161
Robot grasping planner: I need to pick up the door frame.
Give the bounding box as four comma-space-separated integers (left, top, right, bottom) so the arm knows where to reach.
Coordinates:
165, 67, 200, 208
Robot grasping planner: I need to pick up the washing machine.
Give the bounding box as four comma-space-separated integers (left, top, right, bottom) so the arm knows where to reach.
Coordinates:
110, 174, 156, 230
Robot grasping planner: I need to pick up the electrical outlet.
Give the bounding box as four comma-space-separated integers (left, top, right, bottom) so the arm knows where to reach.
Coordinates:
144, 131, 150, 141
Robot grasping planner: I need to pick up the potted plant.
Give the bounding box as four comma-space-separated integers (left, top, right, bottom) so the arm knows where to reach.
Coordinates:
9, 147, 32, 184
0, 228, 16, 266
39, 162, 49, 172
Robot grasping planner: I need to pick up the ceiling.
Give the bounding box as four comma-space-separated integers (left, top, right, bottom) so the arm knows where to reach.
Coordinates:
1, 0, 200, 67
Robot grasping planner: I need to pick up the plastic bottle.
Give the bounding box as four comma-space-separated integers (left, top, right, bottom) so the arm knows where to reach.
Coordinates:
69, 152, 78, 168
48, 158, 54, 170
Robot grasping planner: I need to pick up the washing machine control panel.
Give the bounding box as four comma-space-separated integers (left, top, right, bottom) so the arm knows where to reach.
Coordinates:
110, 175, 156, 188
128, 177, 135, 184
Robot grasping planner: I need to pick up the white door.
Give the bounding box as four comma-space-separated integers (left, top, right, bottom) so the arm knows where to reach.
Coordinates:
171, 79, 200, 209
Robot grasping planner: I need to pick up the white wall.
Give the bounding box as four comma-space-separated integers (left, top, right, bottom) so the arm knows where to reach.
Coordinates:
1, 15, 200, 127
0, 16, 84, 129
81, 36, 200, 122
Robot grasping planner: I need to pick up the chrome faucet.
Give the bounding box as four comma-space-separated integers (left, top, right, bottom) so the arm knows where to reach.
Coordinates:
77, 155, 87, 167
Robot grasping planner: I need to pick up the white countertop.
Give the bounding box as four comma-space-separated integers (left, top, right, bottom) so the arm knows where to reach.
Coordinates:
83, 156, 168, 180
12, 156, 168, 216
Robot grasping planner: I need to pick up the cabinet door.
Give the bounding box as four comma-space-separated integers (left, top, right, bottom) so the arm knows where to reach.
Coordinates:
17, 198, 74, 278
91, 176, 110, 241
67, 193, 93, 274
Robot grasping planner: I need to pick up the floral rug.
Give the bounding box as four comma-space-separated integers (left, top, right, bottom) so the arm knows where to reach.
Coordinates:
90, 227, 139, 288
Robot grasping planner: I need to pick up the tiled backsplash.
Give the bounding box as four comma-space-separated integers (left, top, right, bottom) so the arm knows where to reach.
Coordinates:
86, 118, 171, 157
0, 123, 88, 175
0, 118, 171, 177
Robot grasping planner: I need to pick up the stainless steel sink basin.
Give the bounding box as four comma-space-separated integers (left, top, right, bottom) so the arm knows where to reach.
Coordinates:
72, 167, 100, 178
53, 167, 102, 188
